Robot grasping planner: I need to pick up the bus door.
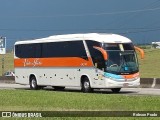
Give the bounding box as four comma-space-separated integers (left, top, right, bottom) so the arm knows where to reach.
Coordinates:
92, 46, 108, 86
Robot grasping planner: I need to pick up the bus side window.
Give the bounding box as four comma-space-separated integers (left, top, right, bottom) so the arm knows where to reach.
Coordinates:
41, 41, 87, 58
86, 40, 105, 70
15, 43, 41, 58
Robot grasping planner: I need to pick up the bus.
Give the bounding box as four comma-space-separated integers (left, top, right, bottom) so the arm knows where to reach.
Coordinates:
14, 33, 144, 93
152, 42, 160, 49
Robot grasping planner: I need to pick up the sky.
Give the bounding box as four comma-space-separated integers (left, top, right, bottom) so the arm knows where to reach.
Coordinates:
0, 0, 160, 49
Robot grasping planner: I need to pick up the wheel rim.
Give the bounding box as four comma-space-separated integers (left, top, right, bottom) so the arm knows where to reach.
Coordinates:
84, 81, 89, 89
31, 79, 36, 88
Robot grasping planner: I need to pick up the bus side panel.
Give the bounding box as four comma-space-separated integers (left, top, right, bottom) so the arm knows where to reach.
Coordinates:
15, 68, 30, 85
47, 67, 106, 88
48, 68, 77, 87
15, 66, 140, 89
15, 66, 106, 88
15, 67, 50, 85
15, 67, 89, 87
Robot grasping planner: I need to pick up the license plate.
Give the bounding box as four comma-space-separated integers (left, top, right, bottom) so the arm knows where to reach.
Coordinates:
123, 83, 129, 87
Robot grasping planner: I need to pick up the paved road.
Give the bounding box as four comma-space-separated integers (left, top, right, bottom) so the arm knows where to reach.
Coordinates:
0, 83, 160, 95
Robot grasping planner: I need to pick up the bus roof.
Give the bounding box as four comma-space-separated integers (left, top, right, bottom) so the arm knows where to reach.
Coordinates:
15, 33, 132, 45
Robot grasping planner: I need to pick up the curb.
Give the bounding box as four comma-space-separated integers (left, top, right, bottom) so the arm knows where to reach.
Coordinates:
0, 76, 15, 84
140, 78, 160, 88
140, 78, 154, 88
0, 76, 15, 81
154, 78, 160, 89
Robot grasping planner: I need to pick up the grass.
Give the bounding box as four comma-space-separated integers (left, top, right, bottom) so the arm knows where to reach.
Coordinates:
0, 90, 160, 119
0, 89, 160, 111
138, 49, 160, 78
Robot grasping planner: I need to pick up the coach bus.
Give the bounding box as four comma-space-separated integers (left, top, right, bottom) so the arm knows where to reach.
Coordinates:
14, 33, 144, 93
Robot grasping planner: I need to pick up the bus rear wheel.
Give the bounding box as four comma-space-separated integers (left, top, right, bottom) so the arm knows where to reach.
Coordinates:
81, 77, 93, 93
29, 76, 39, 90
111, 88, 121, 93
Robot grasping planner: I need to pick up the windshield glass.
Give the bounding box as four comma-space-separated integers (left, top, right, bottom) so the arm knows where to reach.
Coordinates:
104, 43, 139, 74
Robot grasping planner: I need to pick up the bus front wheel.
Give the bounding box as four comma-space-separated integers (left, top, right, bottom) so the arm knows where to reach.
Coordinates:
81, 77, 93, 93
29, 76, 39, 90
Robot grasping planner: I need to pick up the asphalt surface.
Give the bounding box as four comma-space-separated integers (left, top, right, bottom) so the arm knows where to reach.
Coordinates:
0, 83, 160, 95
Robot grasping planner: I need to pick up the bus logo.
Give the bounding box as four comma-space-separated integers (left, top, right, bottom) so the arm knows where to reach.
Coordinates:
23, 58, 42, 67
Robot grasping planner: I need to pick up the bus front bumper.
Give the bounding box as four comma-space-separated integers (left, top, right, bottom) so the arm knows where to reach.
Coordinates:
104, 78, 140, 88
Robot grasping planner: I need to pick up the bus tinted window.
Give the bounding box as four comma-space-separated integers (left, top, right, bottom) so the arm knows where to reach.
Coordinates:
42, 41, 86, 58
15, 43, 41, 58
86, 40, 102, 60
86, 40, 104, 69
104, 44, 120, 50
15, 41, 86, 58
104, 43, 134, 50
123, 43, 134, 50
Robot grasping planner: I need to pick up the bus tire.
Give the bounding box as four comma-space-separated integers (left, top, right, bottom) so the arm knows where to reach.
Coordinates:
81, 77, 93, 93
111, 88, 121, 93
29, 76, 39, 90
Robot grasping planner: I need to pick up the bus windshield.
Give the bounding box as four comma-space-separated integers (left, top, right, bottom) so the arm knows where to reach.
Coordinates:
103, 43, 139, 74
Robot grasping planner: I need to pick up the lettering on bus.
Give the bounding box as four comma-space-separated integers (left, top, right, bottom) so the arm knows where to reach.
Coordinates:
23, 58, 42, 67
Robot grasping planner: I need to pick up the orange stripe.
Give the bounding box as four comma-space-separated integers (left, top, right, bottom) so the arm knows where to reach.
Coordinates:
122, 72, 139, 79
14, 57, 93, 67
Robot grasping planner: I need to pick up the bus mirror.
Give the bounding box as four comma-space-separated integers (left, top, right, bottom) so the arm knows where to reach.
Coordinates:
93, 46, 108, 60
134, 46, 144, 59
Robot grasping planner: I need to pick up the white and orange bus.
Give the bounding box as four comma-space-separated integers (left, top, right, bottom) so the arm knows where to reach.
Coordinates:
14, 33, 144, 93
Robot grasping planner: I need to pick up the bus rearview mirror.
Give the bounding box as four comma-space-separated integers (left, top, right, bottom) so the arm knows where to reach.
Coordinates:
134, 46, 144, 59
93, 46, 108, 61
